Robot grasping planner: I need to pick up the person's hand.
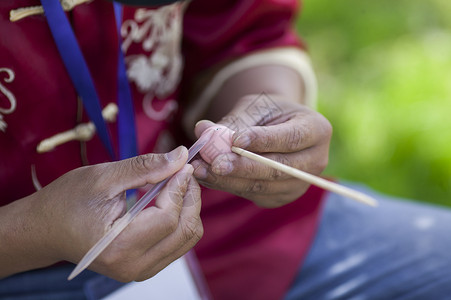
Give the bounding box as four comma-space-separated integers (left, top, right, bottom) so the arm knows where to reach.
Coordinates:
192, 94, 332, 208
27, 147, 202, 282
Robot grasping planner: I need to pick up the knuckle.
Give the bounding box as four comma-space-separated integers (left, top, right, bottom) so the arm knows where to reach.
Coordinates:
131, 154, 156, 174
246, 180, 267, 194
269, 167, 285, 180
261, 134, 275, 150
80, 165, 105, 189
269, 154, 292, 180
241, 160, 257, 177
278, 155, 292, 167
88, 163, 124, 199
287, 126, 304, 149
181, 216, 203, 243
270, 155, 292, 179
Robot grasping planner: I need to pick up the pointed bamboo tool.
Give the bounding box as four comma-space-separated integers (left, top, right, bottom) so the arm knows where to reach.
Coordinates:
231, 147, 378, 207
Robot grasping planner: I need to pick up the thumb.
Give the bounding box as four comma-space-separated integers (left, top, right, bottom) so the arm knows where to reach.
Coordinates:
108, 146, 189, 192
194, 120, 216, 138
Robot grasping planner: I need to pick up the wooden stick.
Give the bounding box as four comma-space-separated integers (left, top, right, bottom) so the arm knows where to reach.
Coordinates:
231, 147, 378, 207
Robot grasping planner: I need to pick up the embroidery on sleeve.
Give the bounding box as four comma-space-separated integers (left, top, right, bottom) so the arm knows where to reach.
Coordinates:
0, 68, 17, 132
121, 3, 184, 121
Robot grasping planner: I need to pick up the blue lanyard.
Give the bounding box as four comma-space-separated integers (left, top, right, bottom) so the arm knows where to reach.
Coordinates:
113, 3, 138, 161
40, 0, 138, 161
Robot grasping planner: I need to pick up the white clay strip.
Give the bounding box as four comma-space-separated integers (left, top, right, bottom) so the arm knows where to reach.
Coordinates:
231, 146, 378, 207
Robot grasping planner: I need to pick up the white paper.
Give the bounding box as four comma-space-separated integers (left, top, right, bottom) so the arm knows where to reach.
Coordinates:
103, 256, 201, 300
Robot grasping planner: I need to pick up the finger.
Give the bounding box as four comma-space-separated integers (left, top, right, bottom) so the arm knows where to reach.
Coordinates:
198, 171, 306, 197
104, 146, 189, 194
136, 177, 203, 281
233, 112, 332, 153
149, 174, 201, 251
242, 181, 309, 207
93, 166, 193, 280
95, 187, 198, 283
181, 174, 202, 214
118, 164, 194, 251
154, 164, 194, 219
198, 176, 309, 206
239, 178, 310, 207
198, 145, 327, 180
191, 158, 209, 179
194, 120, 216, 138
210, 152, 297, 180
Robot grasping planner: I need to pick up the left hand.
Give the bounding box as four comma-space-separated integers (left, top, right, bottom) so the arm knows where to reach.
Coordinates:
191, 94, 332, 208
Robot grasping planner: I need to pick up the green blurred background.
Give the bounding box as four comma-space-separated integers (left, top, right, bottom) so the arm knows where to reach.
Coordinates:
296, 0, 451, 207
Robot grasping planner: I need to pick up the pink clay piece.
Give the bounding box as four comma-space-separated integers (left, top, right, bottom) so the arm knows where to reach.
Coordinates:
199, 125, 235, 164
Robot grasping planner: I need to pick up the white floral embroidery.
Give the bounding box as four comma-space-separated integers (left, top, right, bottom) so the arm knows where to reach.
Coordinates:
0, 68, 17, 132
142, 90, 178, 121
121, 3, 183, 121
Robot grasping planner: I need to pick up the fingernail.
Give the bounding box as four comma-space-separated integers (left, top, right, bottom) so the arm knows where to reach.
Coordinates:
233, 133, 251, 148
165, 146, 183, 162
212, 158, 234, 175
195, 120, 216, 129
193, 164, 208, 180
195, 120, 208, 127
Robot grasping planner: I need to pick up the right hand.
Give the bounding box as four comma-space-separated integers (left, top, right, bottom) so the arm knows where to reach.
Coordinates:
29, 146, 202, 282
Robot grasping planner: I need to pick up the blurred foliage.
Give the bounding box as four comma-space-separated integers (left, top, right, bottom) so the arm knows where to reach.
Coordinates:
296, 0, 451, 206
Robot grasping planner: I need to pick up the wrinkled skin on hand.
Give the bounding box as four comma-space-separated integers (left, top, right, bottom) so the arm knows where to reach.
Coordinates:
192, 94, 332, 208
29, 147, 203, 282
